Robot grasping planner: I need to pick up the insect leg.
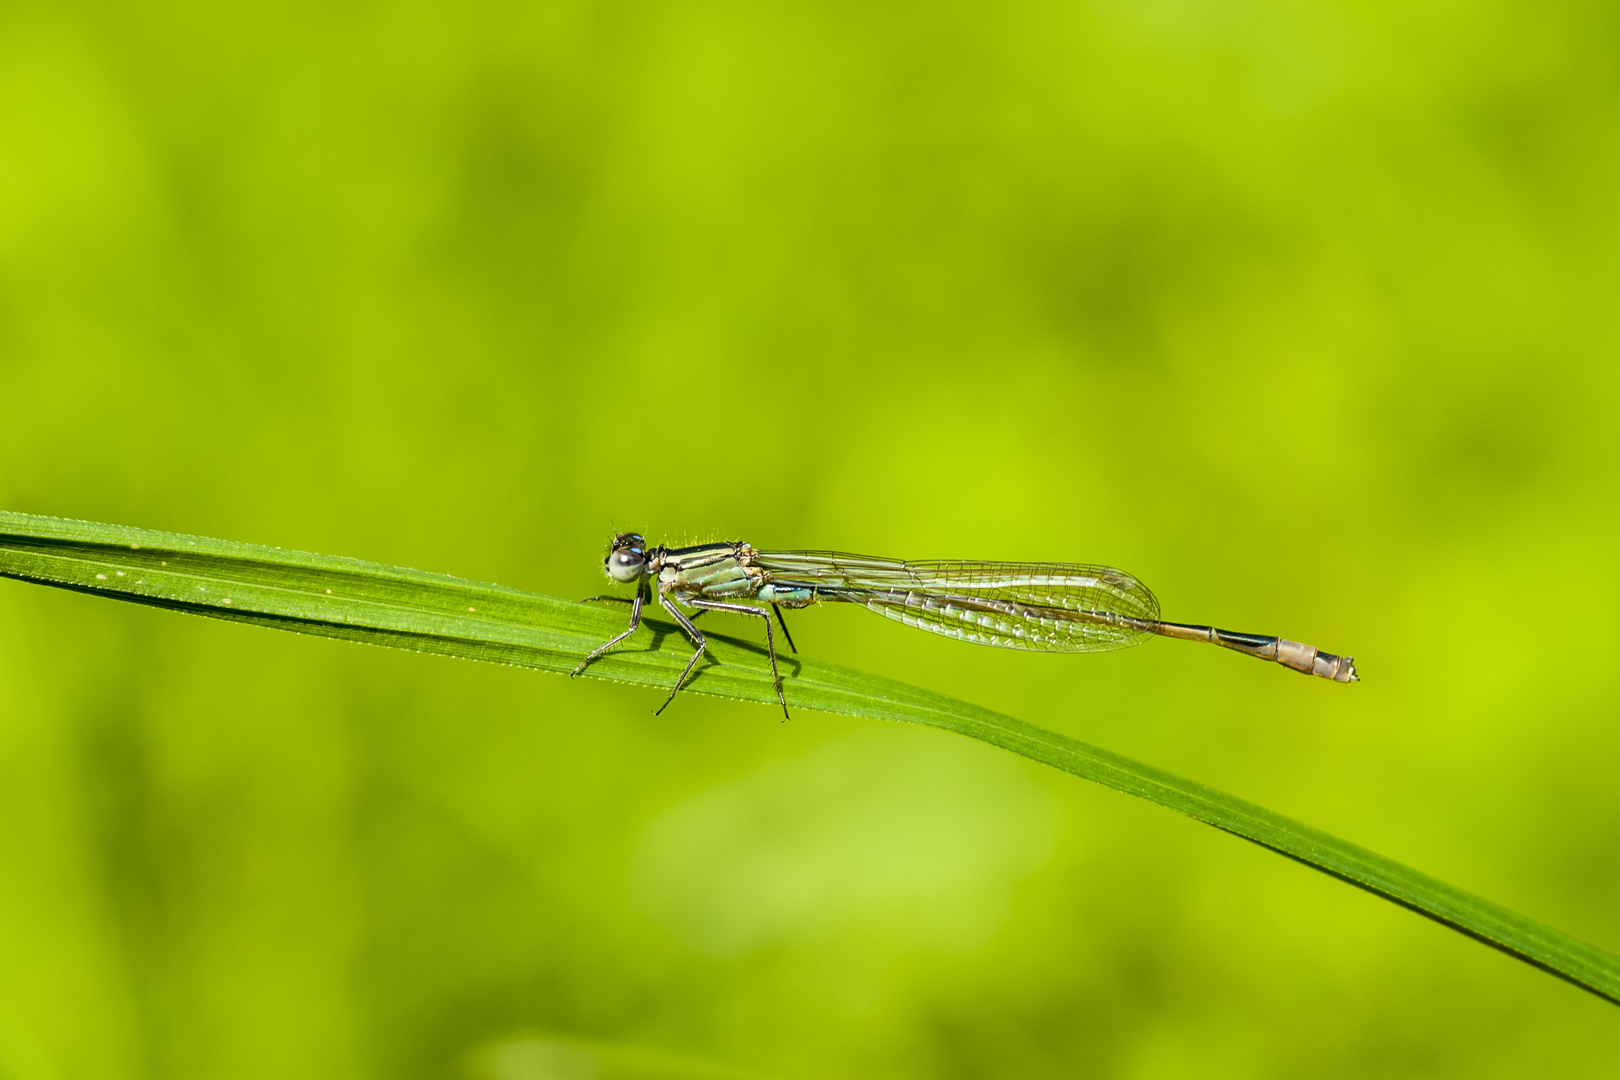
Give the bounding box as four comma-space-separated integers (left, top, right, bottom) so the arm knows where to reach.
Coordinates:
687, 598, 789, 720
656, 592, 708, 715
770, 603, 797, 653
571, 581, 646, 677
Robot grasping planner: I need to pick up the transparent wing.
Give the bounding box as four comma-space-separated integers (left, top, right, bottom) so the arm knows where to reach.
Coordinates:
753, 550, 1161, 653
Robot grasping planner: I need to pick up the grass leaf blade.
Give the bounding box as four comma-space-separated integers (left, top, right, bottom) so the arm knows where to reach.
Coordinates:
2, 510, 1615, 1005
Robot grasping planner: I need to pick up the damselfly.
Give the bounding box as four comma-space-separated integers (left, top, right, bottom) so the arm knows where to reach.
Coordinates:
572, 533, 1358, 718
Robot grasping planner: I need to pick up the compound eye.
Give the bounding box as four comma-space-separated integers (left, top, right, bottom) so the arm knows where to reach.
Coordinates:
606, 546, 644, 583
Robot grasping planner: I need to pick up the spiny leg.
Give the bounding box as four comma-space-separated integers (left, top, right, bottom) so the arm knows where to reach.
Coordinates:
656, 593, 708, 715
688, 598, 789, 720
571, 581, 647, 677
771, 603, 797, 653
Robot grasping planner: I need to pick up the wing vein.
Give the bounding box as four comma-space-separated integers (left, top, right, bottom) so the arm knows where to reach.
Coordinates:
753, 550, 1161, 653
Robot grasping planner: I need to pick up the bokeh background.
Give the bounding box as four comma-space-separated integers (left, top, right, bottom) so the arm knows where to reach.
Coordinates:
2, 1, 1619, 1077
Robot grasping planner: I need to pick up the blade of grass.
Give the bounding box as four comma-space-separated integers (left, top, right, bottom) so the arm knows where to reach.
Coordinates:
1, 510, 1615, 1005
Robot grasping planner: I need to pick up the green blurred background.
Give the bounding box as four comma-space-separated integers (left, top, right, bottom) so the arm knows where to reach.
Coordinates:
2, 1, 1618, 1076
